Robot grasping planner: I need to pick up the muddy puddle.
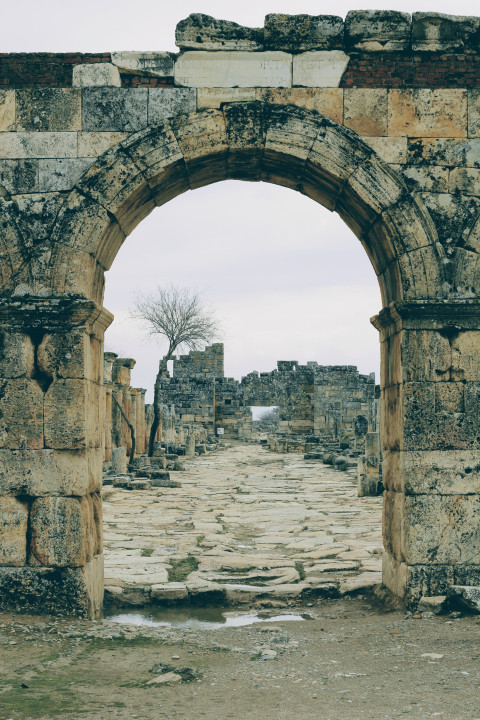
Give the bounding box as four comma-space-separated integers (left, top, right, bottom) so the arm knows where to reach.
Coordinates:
105, 606, 311, 629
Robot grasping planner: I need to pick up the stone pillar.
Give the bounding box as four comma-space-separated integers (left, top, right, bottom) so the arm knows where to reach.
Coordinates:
112, 358, 135, 454
373, 301, 480, 602
131, 388, 146, 455
358, 432, 381, 497
0, 297, 112, 618
186, 433, 196, 457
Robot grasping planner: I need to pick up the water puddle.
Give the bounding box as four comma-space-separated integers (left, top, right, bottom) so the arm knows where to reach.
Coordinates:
106, 606, 310, 630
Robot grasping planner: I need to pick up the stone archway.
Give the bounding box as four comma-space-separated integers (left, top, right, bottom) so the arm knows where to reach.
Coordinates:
0, 101, 478, 617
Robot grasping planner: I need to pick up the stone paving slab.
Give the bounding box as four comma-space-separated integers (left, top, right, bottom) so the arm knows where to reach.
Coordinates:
102, 442, 383, 605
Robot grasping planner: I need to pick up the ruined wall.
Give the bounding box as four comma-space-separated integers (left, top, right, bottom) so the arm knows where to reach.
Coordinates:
313, 365, 375, 441
158, 345, 375, 442
4, 10, 480, 613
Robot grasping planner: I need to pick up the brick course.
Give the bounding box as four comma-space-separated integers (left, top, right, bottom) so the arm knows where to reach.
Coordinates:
0, 51, 479, 89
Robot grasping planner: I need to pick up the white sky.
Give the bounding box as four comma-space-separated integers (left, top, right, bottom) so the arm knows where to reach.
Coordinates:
8, 0, 479, 400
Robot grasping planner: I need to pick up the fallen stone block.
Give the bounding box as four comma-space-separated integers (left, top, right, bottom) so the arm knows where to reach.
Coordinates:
447, 585, 480, 613
345, 10, 411, 51
264, 14, 344, 51
412, 13, 480, 52
150, 477, 181, 488
417, 595, 447, 614
176, 14, 263, 51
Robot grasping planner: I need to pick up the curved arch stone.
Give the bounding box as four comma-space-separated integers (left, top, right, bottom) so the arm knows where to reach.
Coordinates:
49, 102, 440, 306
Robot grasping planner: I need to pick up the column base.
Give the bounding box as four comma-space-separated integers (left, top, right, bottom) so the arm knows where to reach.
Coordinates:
0, 554, 104, 618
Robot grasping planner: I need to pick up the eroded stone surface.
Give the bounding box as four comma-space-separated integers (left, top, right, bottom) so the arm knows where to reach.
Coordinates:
176, 14, 264, 51
264, 14, 344, 51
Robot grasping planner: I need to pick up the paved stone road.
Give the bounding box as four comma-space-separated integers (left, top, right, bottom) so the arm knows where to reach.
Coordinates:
103, 443, 383, 605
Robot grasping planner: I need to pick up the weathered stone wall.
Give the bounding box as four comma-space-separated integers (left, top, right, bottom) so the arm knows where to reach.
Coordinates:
2, 10, 480, 614
313, 365, 375, 441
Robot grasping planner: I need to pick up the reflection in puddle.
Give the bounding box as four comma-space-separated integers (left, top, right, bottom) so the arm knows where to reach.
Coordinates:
106, 606, 310, 629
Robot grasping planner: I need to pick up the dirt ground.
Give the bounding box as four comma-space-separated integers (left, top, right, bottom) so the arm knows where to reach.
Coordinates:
1, 596, 480, 720
2, 444, 479, 719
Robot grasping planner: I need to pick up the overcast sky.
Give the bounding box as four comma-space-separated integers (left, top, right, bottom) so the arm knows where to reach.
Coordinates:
8, 0, 479, 399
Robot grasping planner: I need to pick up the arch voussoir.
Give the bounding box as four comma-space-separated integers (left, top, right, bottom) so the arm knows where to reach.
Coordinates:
75, 146, 155, 238
120, 122, 190, 208
169, 109, 229, 190
222, 101, 267, 181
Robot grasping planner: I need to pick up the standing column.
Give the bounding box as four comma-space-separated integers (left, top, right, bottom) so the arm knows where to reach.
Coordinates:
373, 301, 480, 602
0, 298, 112, 617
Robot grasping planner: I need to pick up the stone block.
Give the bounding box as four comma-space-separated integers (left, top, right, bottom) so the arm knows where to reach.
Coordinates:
379, 332, 401, 390
264, 14, 344, 51
293, 51, 349, 88
170, 109, 228, 187
420, 192, 480, 256
447, 585, 480, 613
37, 329, 102, 384
0, 132, 77, 159
0, 447, 101, 496
468, 91, 480, 139
175, 14, 263, 51
174, 51, 292, 89
44, 379, 101, 450
198, 88, 256, 109
401, 165, 449, 193
0, 565, 97, 616
77, 131, 129, 157
151, 582, 188, 601
112, 446, 127, 474
264, 105, 321, 188
73, 63, 121, 87
82, 88, 148, 132
382, 551, 455, 599
388, 90, 467, 138
365, 137, 407, 164
449, 168, 480, 196
148, 88, 197, 125
257, 88, 343, 123
30, 496, 89, 567
344, 89, 388, 136
0, 159, 39, 194
0, 90, 15, 131
403, 493, 480, 565
0, 379, 44, 450
451, 331, 480, 382
412, 13, 480, 52
402, 330, 451, 383
0, 331, 35, 379
402, 382, 437, 451
111, 51, 174, 77
384, 449, 480, 495
76, 143, 153, 234
38, 158, 94, 192
407, 137, 480, 168
16, 88, 81, 132
118, 123, 188, 207
346, 158, 403, 227
381, 385, 402, 452
345, 10, 411, 51
0, 497, 28, 565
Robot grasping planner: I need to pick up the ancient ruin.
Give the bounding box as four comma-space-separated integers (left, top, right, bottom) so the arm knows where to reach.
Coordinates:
2, 10, 480, 616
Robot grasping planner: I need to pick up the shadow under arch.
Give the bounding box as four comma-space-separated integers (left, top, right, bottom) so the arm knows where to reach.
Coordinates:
49, 101, 442, 309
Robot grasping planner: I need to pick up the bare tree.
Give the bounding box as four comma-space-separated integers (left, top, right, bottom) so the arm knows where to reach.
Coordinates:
132, 286, 220, 456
